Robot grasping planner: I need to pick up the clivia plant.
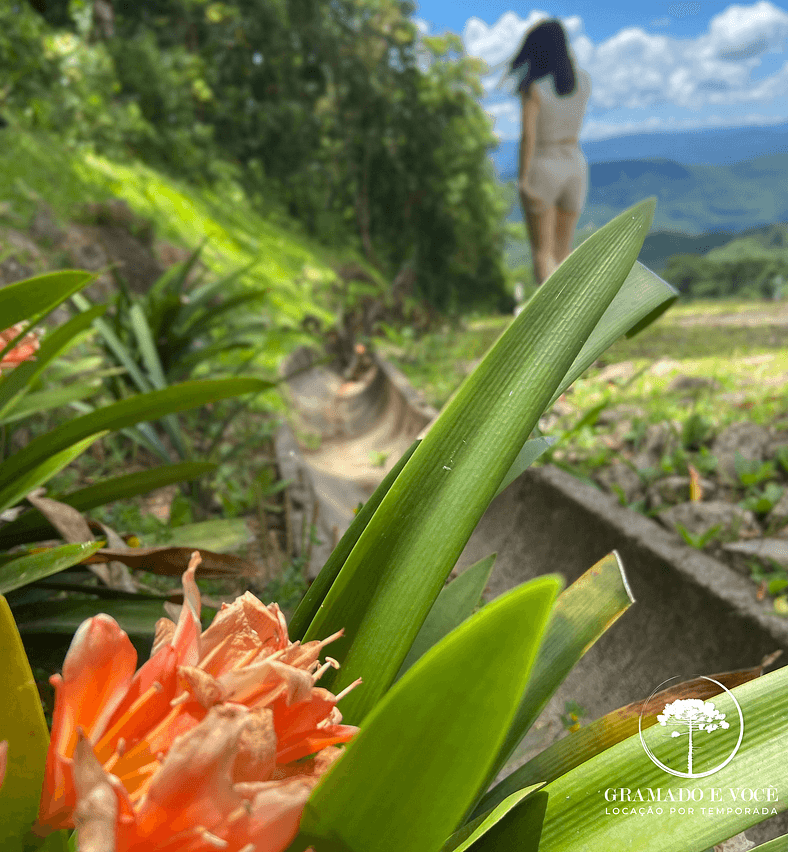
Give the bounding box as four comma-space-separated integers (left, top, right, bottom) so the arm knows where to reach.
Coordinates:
4, 199, 788, 852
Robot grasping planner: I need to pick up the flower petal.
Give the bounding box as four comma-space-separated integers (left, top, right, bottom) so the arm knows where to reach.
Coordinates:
40, 615, 137, 828
134, 704, 249, 838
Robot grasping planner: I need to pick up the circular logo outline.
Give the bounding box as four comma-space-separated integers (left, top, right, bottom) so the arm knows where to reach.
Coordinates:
638, 675, 744, 779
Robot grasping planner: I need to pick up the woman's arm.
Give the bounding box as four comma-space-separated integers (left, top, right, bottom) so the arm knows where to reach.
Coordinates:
518, 87, 540, 202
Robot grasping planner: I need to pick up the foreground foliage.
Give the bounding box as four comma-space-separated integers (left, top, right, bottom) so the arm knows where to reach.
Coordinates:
5, 200, 788, 851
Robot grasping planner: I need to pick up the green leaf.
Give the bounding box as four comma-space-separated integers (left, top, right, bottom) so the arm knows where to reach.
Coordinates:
0, 462, 216, 548
0, 270, 93, 329
128, 303, 167, 388
0, 542, 104, 595
127, 303, 187, 458
535, 664, 788, 851
397, 553, 496, 679
288, 439, 419, 642
0, 378, 273, 493
0, 433, 107, 515
0, 382, 101, 426
0, 305, 106, 421
440, 787, 545, 852
478, 552, 635, 811
11, 597, 212, 639
71, 292, 153, 394
548, 261, 679, 407
302, 200, 659, 723
163, 518, 253, 551
485, 661, 773, 812
494, 437, 555, 499
299, 575, 561, 852
0, 595, 50, 848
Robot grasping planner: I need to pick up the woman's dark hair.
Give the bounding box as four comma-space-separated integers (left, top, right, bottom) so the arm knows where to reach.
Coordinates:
510, 19, 576, 96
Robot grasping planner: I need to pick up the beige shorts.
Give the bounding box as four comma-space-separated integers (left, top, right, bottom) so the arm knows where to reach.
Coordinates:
525, 144, 588, 214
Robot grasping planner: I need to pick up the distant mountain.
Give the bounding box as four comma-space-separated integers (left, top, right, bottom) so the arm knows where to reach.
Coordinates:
503, 152, 788, 236
490, 121, 788, 178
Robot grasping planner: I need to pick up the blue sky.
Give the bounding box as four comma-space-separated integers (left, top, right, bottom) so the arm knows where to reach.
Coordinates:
411, 1, 788, 140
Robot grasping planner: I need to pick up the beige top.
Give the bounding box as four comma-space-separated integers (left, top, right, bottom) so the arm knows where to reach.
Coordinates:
530, 69, 591, 148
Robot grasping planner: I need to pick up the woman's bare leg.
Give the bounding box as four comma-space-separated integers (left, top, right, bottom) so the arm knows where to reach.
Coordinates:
524, 205, 557, 285
554, 206, 580, 264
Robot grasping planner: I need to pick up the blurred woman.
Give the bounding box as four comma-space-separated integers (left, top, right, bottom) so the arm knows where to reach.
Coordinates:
510, 19, 591, 287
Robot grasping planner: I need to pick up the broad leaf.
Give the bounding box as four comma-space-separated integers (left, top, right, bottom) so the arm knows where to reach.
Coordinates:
479, 552, 635, 804
0, 595, 50, 848
397, 553, 495, 678
548, 261, 679, 407
0, 542, 104, 594
298, 575, 561, 852
303, 200, 659, 723
440, 787, 545, 852
288, 439, 419, 641
534, 664, 788, 851
480, 658, 778, 814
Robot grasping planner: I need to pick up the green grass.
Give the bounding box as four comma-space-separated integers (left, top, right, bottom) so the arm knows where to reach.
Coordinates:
0, 127, 348, 332
381, 299, 788, 430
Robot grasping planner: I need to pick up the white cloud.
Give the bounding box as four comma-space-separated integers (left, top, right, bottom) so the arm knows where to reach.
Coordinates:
463, 2, 788, 118
463, 10, 546, 69
708, 0, 788, 60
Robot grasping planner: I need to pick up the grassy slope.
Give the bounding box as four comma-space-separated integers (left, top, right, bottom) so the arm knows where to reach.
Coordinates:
382, 300, 788, 427
0, 127, 351, 334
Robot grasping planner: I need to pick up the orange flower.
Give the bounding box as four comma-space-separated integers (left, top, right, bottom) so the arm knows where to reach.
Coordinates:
36, 552, 358, 851
0, 323, 40, 373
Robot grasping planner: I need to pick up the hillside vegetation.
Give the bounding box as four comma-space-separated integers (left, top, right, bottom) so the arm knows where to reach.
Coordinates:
3, 0, 510, 313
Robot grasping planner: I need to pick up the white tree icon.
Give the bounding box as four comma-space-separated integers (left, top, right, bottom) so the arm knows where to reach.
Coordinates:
658, 698, 730, 774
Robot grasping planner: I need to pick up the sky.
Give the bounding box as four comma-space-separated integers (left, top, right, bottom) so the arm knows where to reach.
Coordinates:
411, 0, 788, 141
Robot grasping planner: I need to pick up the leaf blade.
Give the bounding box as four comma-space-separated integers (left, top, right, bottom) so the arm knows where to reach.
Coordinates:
299, 575, 562, 852
302, 200, 659, 723
0, 595, 50, 848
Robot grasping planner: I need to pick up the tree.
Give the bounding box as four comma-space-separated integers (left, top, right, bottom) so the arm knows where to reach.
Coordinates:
658, 698, 730, 774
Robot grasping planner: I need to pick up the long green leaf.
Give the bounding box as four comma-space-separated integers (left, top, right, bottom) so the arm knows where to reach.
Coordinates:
548, 261, 678, 407
288, 439, 419, 642
71, 292, 153, 394
397, 553, 496, 679
0, 595, 50, 849
0, 542, 104, 594
535, 664, 788, 851
477, 551, 635, 811
298, 575, 561, 852
0, 462, 216, 548
440, 787, 545, 852
0, 433, 107, 515
11, 597, 215, 638
303, 200, 657, 723
494, 437, 555, 499
0, 305, 106, 420
0, 270, 93, 329
127, 303, 187, 458
482, 662, 775, 817
0, 378, 273, 492
0, 382, 101, 425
